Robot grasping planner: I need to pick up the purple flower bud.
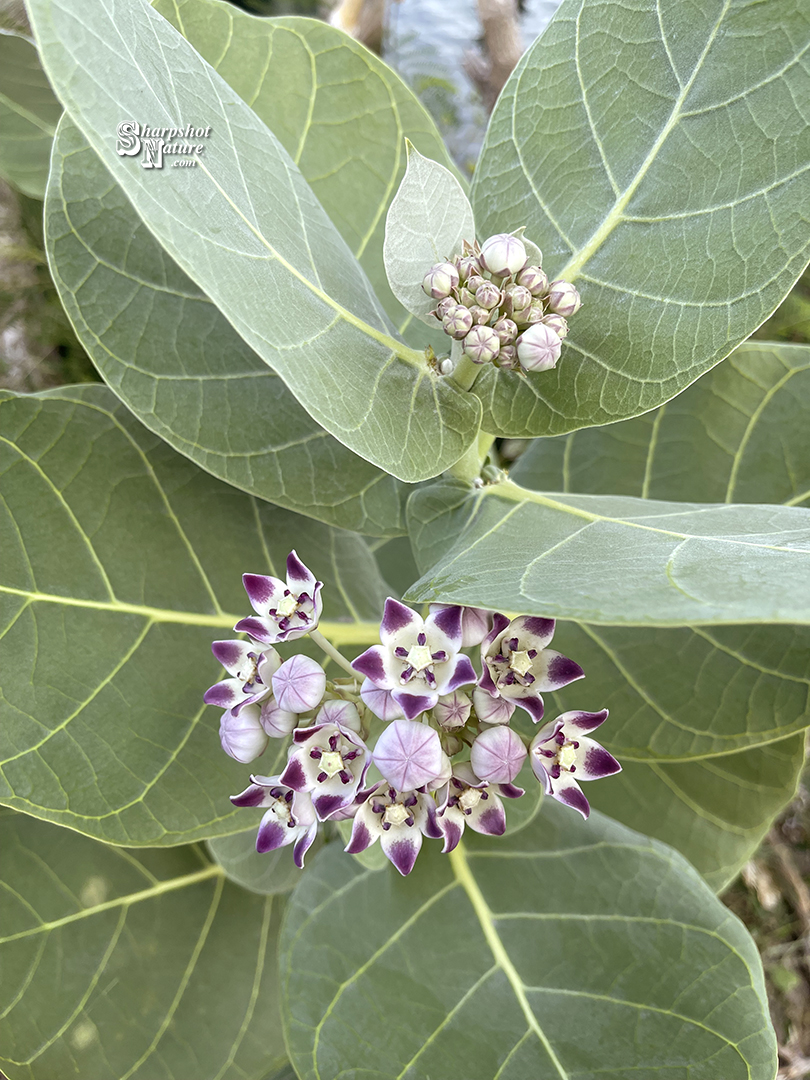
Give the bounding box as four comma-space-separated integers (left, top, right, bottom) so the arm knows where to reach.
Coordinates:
517, 323, 562, 372
436, 296, 456, 319
523, 299, 545, 325
316, 698, 362, 733
469, 305, 493, 325
516, 265, 548, 295
433, 690, 472, 730
220, 704, 269, 763
457, 255, 482, 281
463, 325, 500, 364
442, 733, 465, 756
541, 313, 569, 338
475, 282, 501, 310
422, 261, 459, 300
472, 687, 516, 725
372, 719, 445, 790
272, 655, 326, 713
497, 345, 517, 370
493, 317, 518, 345
442, 304, 474, 340
480, 233, 527, 277
259, 697, 298, 738
504, 284, 532, 317
466, 274, 486, 293
360, 678, 405, 721
470, 726, 527, 784
547, 279, 582, 317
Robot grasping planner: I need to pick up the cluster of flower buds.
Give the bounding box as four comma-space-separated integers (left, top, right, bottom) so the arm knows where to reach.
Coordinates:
422, 232, 581, 375
205, 554, 620, 877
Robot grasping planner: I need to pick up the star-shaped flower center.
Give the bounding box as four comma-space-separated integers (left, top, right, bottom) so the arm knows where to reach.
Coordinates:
319, 750, 344, 777
489, 636, 538, 689
238, 653, 260, 687
509, 650, 533, 677
383, 803, 411, 827
406, 643, 433, 671
459, 787, 483, 812
276, 593, 299, 618
557, 741, 578, 771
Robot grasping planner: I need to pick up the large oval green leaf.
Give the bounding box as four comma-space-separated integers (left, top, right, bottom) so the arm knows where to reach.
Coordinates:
0, 385, 383, 844
27, 0, 482, 482
0, 31, 60, 198
0, 810, 287, 1080
45, 117, 407, 536
471, 0, 810, 437
281, 805, 777, 1079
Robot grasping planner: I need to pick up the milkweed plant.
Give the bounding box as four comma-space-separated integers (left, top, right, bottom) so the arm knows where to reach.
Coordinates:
0, 0, 809, 1077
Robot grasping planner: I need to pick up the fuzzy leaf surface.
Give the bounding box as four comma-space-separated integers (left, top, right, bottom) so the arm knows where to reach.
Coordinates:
471, 0, 810, 436
27, 0, 481, 481
0, 385, 383, 844
46, 117, 407, 536
0, 31, 60, 198
0, 811, 287, 1080
281, 804, 776, 1080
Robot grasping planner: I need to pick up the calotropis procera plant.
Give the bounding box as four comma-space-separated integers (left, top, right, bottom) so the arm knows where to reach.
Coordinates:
0, 0, 809, 1075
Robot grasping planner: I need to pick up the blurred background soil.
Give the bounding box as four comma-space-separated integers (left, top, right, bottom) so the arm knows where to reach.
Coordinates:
1, 1, 809, 1074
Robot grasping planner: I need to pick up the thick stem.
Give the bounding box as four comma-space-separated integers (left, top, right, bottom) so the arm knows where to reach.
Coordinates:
448, 352, 482, 392
448, 431, 497, 483
308, 628, 357, 677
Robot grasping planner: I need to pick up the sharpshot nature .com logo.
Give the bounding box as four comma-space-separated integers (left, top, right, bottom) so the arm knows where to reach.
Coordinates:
116, 122, 213, 169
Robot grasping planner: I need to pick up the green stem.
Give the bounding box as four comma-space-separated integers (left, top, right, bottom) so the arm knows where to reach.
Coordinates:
448, 352, 481, 392
447, 430, 497, 483
308, 628, 357, 677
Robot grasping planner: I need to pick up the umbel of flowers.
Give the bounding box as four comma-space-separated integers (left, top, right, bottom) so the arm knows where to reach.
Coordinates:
422, 231, 581, 376
206, 552, 620, 876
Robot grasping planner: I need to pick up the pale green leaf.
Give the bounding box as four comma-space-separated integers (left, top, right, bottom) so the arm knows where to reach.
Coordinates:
281, 804, 777, 1080
471, 0, 810, 437
0, 385, 384, 844
27, 0, 481, 482
406, 477, 810, 625
208, 830, 319, 897
0, 811, 287, 1080
153, 0, 457, 352
45, 117, 407, 536
383, 142, 475, 325
592, 734, 805, 893
0, 32, 61, 198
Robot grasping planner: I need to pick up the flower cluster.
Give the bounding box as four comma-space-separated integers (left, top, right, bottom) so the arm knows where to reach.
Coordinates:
422, 232, 581, 375
206, 554, 620, 876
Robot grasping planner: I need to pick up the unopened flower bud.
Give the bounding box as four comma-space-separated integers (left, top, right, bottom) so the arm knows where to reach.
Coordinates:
524, 299, 545, 324
473, 687, 516, 725
435, 296, 456, 319
458, 287, 477, 308
272, 655, 326, 713
480, 233, 527, 277
470, 725, 527, 784
504, 284, 532, 316
317, 698, 363, 733
360, 678, 404, 721
259, 698, 298, 738
373, 719, 445, 790
433, 690, 472, 730
497, 345, 517, 369
466, 274, 487, 293
441, 733, 465, 757
493, 317, 518, 345
443, 304, 474, 339
220, 704, 269, 763
463, 325, 501, 364
457, 255, 481, 281
542, 313, 569, 338
517, 323, 562, 372
438, 357, 454, 376
475, 282, 501, 310
547, 279, 582, 317
422, 261, 459, 300
469, 305, 492, 325
517, 265, 548, 295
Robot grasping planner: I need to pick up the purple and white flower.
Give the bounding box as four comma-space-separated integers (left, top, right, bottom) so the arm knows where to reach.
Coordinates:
480, 233, 528, 278
219, 704, 269, 763
230, 776, 318, 866
352, 599, 476, 720
433, 690, 472, 730
345, 782, 442, 876
372, 719, 448, 791
272, 655, 326, 714
472, 687, 515, 725
259, 697, 298, 738
360, 678, 404, 721
479, 614, 584, 723
529, 709, 621, 819
435, 761, 523, 852
280, 713, 370, 820
204, 640, 281, 714
429, 603, 491, 647
470, 725, 527, 784
234, 551, 323, 644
